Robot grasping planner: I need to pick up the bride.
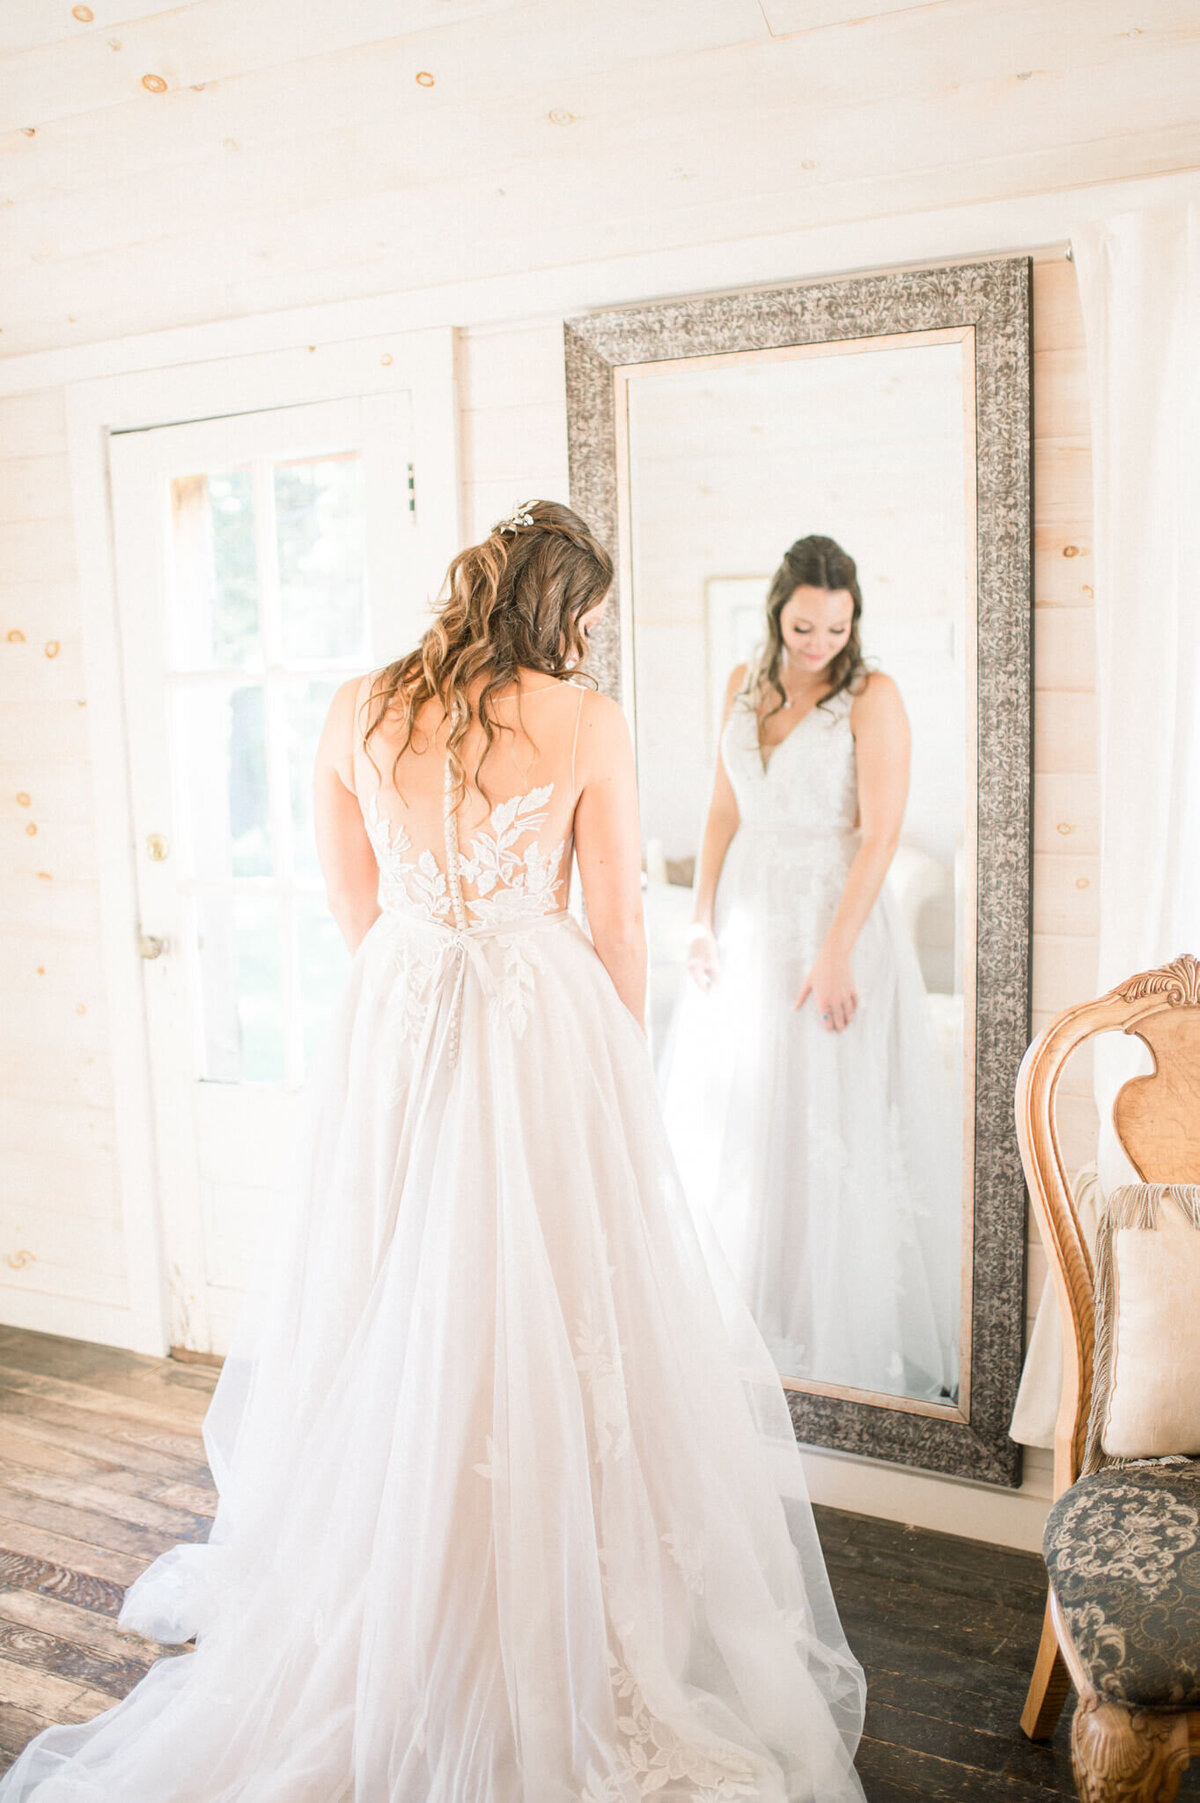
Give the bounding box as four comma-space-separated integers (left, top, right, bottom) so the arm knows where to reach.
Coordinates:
0, 502, 865, 1803
659, 534, 960, 1402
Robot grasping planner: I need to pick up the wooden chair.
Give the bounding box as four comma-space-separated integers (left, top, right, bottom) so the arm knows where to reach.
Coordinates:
1017, 953, 1200, 1800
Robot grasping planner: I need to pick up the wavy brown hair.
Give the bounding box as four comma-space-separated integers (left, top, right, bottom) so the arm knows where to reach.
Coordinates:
747, 534, 866, 732
362, 500, 612, 800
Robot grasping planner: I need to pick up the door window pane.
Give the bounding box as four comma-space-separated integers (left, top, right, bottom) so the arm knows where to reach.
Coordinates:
234, 895, 285, 1083
161, 417, 391, 1097
175, 683, 272, 879
275, 454, 367, 662
228, 686, 272, 877
170, 469, 260, 669
285, 678, 340, 879
197, 893, 285, 1084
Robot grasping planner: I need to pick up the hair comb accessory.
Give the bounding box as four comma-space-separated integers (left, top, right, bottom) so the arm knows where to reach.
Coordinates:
496, 504, 535, 535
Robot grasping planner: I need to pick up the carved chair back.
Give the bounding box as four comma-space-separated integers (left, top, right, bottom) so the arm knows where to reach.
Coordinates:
1015, 954, 1200, 1500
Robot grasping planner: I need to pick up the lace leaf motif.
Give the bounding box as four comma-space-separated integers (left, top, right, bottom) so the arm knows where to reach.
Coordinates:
458, 785, 563, 924
606, 1651, 761, 1797
365, 784, 564, 927
364, 782, 567, 1053
574, 1321, 631, 1463
365, 794, 452, 924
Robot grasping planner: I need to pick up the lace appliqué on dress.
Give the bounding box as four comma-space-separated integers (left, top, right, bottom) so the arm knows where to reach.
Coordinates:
366, 781, 569, 1067
366, 782, 565, 932
365, 793, 453, 925
575, 1320, 632, 1463
660, 1531, 705, 1598
722, 691, 858, 842
602, 1650, 762, 1798
457, 784, 566, 1037
456, 786, 562, 921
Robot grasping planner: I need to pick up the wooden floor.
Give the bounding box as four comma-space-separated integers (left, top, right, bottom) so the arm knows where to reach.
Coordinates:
0, 1326, 1195, 1799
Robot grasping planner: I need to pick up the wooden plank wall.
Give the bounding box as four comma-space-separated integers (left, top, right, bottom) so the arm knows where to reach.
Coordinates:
0, 388, 130, 1344
1022, 252, 1098, 1498
1, 1, 1198, 361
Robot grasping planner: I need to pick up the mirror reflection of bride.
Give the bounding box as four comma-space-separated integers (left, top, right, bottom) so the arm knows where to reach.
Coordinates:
659, 535, 961, 1401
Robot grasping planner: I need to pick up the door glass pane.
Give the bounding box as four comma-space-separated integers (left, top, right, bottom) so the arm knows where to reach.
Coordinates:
175, 683, 272, 878
275, 453, 367, 662
169, 469, 259, 669
296, 896, 350, 1077
197, 893, 285, 1084
285, 678, 340, 879
194, 892, 238, 1083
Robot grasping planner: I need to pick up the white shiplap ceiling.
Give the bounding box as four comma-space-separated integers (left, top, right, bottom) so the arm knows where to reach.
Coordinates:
1, 0, 1198, 357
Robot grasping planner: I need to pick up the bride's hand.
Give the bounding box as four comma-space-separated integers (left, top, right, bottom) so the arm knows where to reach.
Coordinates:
685, 924, 720, 992
796, 946, 857, 1031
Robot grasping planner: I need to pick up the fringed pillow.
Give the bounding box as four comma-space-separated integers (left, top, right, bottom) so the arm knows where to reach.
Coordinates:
1084, 1183, 1200, 1473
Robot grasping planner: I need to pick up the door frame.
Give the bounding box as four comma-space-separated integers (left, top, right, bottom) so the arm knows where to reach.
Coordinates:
65, 326, 461, 1355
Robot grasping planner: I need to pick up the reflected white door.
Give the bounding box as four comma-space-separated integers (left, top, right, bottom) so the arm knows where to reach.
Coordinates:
110, 394, 427, 1353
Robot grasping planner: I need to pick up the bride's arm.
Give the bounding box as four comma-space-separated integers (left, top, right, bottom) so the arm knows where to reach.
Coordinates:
314, 678, 382, 954
573, 692, 647, 1027
686, 666, 745, 989
797, 672, 910, 1031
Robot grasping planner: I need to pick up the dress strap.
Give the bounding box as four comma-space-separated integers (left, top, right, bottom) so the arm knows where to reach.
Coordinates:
570, 683, 586, 795
352, 671, 375, 764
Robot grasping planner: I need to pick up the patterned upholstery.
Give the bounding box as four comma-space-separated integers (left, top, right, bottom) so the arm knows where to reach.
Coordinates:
1044, 1463, 1200, 1707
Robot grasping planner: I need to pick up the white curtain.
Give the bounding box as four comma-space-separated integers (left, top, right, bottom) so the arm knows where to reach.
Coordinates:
1071, 204, 1200, 1193
1010, 206, 1200, 1447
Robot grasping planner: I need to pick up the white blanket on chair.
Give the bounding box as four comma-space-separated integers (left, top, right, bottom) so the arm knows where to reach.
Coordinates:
1009, 1163, 1103, 1449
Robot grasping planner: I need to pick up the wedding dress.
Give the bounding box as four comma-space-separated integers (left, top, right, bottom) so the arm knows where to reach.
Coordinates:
0, 678, 865, 1802
660, 687, 961, 1402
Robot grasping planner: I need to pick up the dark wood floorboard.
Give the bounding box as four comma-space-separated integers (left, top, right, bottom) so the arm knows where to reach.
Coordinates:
814, 1504, 1200, 1800
0, 1326, 1194, 1797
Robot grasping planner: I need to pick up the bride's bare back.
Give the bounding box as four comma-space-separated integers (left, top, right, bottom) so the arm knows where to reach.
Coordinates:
314, 668, 647, 1020
355, 675, 585, 926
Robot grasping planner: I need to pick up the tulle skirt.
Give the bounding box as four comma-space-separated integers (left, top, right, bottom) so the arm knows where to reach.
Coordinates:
660, 827, 962, 1402
0, 908, 865, 1802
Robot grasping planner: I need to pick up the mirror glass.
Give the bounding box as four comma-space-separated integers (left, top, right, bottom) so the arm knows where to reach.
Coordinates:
624, 331, 973, 1411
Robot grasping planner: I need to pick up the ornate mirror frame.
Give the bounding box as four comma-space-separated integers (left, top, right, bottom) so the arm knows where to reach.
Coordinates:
565, 257, 1032, 1486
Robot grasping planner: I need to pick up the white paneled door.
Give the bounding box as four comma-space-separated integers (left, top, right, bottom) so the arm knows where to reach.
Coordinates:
109, 394, 425, 1354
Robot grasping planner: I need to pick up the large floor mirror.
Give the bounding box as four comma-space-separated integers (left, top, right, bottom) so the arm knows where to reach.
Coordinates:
566, 259, 1032, 1484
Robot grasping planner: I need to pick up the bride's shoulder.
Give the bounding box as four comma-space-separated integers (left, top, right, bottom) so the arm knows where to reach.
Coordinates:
319, 670, 376, 734
328, 666, 392, 727
576, 686, 628, 734
722, 664, 754, 721
574, 687, 634, 773
847, 668, 907, 733
315, 671, 378, 787
326, 669, 373, 710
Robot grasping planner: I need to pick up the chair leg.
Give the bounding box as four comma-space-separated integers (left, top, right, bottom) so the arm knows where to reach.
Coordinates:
1021, 1590, 1073, 1741
1071, 1695, 1190, 1802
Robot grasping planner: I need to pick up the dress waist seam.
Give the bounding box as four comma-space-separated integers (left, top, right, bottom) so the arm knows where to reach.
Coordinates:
376, 906, 573, 940
735, 823, 858, 839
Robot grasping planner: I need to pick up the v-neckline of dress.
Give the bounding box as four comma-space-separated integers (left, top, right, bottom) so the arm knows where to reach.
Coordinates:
756, 697, 830, 775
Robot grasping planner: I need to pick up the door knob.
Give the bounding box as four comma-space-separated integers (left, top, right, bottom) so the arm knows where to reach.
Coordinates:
139, 933, 167, 960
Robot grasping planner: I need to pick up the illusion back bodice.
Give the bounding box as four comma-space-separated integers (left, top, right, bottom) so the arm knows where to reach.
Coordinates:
354, 676, 585, 930
721, 688, 858, 835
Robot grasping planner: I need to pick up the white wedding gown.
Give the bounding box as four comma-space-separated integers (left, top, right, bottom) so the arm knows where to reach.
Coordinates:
0, 681, 865, 1803
660, 687, 961, 1402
